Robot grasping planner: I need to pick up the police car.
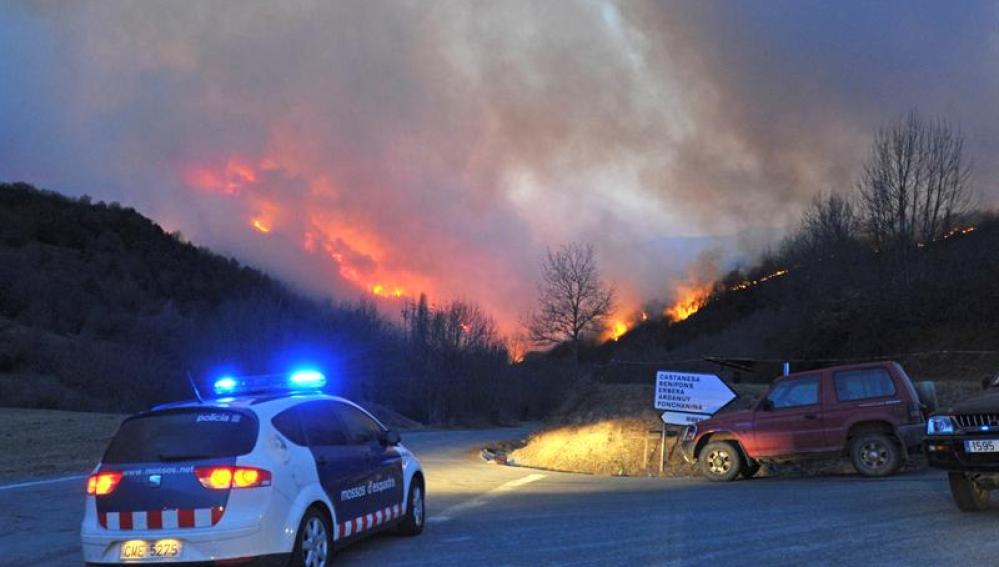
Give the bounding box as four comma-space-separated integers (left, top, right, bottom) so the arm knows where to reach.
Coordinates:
81, 370, 425, 566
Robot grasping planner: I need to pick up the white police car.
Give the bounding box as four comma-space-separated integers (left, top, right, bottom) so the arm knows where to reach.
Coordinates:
81, 370, 425, 566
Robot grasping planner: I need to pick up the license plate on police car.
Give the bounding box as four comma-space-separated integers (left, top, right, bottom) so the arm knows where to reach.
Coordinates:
120, 539, 182, 560
965, 439, 999, 453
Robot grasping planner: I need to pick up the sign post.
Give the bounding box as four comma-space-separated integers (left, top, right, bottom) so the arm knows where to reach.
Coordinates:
653, 370, 737, 471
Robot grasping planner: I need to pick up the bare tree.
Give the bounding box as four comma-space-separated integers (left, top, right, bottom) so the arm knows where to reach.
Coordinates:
402, 294, 507, 423
781, 191, 859, 264
858, 110, 974, 250
526, 243, 615, 357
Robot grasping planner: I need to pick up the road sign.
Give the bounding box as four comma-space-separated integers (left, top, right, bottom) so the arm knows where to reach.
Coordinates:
660, 411, 710, 426
654, 370, 736, 425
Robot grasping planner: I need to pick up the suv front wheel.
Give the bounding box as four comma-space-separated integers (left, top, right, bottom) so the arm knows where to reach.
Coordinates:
849, 432, 901, 477
948, 472, 991, 512
699, 441, 743, 482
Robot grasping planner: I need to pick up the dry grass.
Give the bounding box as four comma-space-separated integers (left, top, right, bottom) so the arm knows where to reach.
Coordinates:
0, 407, 125, 482
508, 379, 980, 478
509, 381, 766, 477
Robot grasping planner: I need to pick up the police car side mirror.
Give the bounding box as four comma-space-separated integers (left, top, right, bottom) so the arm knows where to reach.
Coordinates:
759, 398, 774, 411
381, 429, 401, 446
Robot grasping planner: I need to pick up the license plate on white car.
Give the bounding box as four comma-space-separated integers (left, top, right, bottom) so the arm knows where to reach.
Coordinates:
965, 439, 999, 453
120, 539, 182, 560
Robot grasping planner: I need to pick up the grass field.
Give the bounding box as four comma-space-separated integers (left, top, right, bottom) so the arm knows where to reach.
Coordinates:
0, 408, 124, 482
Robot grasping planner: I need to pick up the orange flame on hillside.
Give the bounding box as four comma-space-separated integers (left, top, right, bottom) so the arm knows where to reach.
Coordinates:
183, 154, 427, 305
665, 283, 713, 322
600, 306, 651, 343
508, 343, 526, 363
608, 320, 629, 341
371, 284, 406, 298
729, 268, 789, 292
663, 251, 720, 323
251, 218, 272, 233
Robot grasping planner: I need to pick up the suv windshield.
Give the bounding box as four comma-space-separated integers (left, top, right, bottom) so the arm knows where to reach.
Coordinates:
102, 408, 258, 464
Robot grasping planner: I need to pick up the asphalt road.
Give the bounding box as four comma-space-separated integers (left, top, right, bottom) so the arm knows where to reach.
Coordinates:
3, 427, 999, 566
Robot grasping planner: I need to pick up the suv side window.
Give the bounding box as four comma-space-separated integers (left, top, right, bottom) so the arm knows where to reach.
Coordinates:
767, 376, 820, 409
298, 401, 349, 446
834, 368, 896, 401
334, 403, 385, 445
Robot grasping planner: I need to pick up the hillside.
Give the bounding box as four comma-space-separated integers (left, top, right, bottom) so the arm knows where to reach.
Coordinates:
593, 215, 999, 386
0, 183, 534, 424
0, 182, 376, 410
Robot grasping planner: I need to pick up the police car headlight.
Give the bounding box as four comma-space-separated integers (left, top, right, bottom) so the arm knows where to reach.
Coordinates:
682, 424, 697, 442
927, 416, 956, 435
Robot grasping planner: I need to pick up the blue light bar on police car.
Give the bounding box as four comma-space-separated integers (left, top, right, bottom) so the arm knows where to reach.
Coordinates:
211, 369, 327, 397
289, 369, 326, 388
213, 376, 238, 395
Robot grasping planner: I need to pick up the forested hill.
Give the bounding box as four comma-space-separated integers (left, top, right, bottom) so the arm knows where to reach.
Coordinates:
599, 208, 999, 384
0, 182, 544, 423
0, 182, 316, 409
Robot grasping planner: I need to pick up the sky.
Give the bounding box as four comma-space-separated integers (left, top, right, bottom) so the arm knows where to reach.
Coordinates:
1, 1, 998, 336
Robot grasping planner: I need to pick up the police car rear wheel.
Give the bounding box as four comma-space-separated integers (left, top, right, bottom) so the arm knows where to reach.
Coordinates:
397, 478, 425, 536
291, 508, 332, 567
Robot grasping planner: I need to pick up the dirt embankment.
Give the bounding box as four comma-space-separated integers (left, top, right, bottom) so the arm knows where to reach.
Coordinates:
507, 379, 980, 478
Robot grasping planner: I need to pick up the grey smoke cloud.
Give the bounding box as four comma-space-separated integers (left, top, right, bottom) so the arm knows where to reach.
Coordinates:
1, 1, 996, 331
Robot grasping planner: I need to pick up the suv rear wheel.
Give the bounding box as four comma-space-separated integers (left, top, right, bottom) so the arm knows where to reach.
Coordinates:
699, 441, 743, 482
849, 432, 901, 477
949, 472, 991, 512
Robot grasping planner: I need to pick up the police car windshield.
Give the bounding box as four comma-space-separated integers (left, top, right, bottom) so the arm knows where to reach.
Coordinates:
102, 408, 258, 464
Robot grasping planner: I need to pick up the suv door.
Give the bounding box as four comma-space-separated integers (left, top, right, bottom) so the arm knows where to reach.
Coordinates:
824, 366, 905, 447
332, 402, 405, 520
295, 401, 371, 531
751, 375, 829, 457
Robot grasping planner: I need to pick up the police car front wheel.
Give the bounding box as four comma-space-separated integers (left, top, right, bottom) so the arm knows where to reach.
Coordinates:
291, 507, 333, 567
397, 477, 425, 536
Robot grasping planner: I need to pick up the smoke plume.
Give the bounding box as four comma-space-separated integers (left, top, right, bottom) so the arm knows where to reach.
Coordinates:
1, 1, 997, 333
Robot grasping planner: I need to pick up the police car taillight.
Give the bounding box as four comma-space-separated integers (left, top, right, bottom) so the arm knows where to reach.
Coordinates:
86, 471, 122, 496
195, 466, 272, 490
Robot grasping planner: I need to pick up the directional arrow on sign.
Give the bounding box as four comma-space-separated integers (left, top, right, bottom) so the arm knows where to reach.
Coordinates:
654, 370, 736, 425
661, 411, 711, 426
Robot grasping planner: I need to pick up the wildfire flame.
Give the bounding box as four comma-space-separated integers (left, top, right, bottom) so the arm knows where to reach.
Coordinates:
601, 307, 651, 343
251, 218, 272, 233
608, 320, 628, 341
371, 284, 406, 298
183, 154, 426, 305
729, 268, 789, 292
942, 226, 976, 240
665, 283, 713, 322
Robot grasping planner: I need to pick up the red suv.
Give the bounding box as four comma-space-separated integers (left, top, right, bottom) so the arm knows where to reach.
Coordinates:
680, 362, 927, 481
